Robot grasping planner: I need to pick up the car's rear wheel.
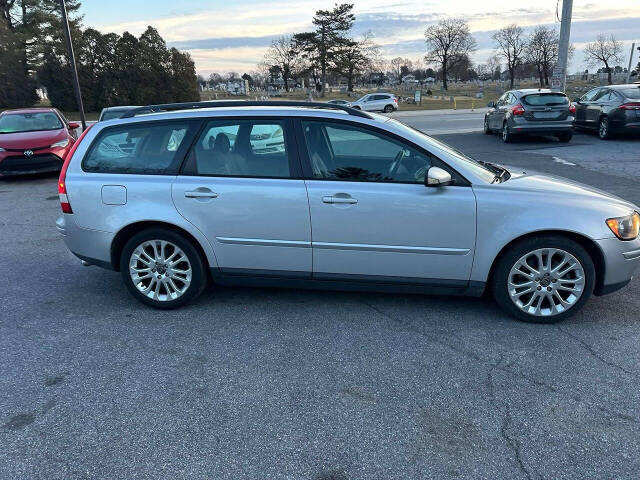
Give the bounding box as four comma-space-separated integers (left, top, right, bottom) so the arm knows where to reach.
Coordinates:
483, 117, 492, 134
120, 228, 206, 309
598, 117, 611, 140
491, 236, 595, 323
383, 105, 394, 113
501, 122, 513, 143
557, 132, 572, 143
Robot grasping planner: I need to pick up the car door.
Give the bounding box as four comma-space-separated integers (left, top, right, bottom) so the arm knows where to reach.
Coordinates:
362, 95, 378, 111
575, 88, 600, 127
299, 119, 476, 285
172, 117, 312, 276
490, 94, 508, 129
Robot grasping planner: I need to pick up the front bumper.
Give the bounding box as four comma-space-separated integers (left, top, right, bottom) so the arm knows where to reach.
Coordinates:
0, 150, 67, 176
594, 236, 640, 296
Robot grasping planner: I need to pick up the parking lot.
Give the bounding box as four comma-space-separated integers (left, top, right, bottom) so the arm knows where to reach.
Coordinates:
1, 120, 639, 479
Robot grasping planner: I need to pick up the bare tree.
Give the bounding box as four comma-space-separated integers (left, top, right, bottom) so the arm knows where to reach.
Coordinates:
584, 34, 623, 84
389, 57, 412, 82
493, 24, 526, 89
424, 18, 476, 90
331, 31, 379, 91
264, 35, 302, 92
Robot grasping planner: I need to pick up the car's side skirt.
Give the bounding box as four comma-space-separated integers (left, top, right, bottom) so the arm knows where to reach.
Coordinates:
211, 268, 486, 297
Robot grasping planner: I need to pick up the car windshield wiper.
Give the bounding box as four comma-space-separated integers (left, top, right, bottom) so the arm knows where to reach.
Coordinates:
479, 160, 510, 183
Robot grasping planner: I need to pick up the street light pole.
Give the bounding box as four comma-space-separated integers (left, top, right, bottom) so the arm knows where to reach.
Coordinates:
626, 42, 637, 84
554, 0, 573, 93
59, 0, 86, 130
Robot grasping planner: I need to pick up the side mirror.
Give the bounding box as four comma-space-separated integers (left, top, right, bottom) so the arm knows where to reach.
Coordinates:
487, 101, 495, 108
68, 122, 80, 129
425, 166, 452, 187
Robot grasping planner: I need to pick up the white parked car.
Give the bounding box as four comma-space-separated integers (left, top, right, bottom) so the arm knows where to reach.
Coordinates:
350, 93, 398, 113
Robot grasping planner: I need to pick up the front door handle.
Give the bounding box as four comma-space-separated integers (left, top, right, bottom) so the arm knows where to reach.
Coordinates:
322, 195, 357, 204
185, 190, 219, 199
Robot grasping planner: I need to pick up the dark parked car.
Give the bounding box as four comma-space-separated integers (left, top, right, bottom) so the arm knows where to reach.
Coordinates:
0, 108, 78, 176
484, 89, 575, 143
573, 84, 640, 139
98, 106, 140, 122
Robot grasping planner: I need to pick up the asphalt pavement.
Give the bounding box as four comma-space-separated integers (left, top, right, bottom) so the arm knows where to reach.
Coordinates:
1, 111, 639, 480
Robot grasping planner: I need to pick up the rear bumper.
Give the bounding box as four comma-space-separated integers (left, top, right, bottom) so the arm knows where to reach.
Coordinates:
57, 214, 115, 269
594, 236, 640, 296
510, 121, 574, 136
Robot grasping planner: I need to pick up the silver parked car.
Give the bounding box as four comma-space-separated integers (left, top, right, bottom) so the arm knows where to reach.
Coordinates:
57, 101, 640, 323
485, 89, 575, 143
350, 93, 398, 113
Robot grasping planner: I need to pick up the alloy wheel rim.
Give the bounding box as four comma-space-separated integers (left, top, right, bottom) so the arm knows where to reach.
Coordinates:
502, 125, 508, 140
129, 240, 192, 301
508, 248, 585, 317
599, 119, 607, 138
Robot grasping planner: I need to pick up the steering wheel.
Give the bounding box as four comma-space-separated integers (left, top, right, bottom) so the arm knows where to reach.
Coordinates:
387, 148, 407, 178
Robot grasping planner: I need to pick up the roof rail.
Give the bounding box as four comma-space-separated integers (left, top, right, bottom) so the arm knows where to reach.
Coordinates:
120, 100, 373, 119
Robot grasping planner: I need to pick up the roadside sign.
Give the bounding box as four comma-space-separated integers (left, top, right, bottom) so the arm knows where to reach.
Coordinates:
414, 90, 421, 104
551, 64, 564, 91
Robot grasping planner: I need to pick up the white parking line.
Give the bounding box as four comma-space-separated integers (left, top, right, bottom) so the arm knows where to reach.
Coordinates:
552, 156, 576, 166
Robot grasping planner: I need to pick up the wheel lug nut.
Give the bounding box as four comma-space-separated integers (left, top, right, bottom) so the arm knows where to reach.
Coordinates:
535, 277, 540, 281
547, 287, 552, 291
537, 286, 542, 290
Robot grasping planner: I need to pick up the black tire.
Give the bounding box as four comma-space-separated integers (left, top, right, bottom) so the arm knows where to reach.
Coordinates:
598, 116, 612, 140
120, 228, 207, 309
483, 116, 492, 134
491, 235, 595, 323
383, 105, 394, 113
557, 132, 572, 143
352, 106, 361, 110
501, 122, 513, 143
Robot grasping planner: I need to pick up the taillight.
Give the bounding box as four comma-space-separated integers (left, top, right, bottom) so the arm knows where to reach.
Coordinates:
394, 97, 398, 103
569, 103, 576, 115
620, 102, 640, 110
511, 103, 525, 116
58, 124, 93, 214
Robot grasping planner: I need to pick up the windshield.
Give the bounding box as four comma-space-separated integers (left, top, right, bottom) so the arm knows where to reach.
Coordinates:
522, 93, 568, 106
100, 110, 130, 121
388, 119, 497, 183
0, 112, 63, 134
619, 87, 640, 99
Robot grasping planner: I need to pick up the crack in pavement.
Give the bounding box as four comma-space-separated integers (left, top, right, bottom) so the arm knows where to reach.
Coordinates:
556, 325, 637, 377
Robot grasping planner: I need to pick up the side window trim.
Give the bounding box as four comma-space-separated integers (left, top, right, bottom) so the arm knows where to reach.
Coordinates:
178, 116, 304, 180
293, 117, 470, 187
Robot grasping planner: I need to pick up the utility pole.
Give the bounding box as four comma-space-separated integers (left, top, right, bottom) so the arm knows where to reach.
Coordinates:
626, 42, 637, 84
553, 0, 573, 93
59, 0, 86, 130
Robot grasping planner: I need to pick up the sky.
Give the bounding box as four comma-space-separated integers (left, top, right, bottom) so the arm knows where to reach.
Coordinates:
81, 0, 640, 76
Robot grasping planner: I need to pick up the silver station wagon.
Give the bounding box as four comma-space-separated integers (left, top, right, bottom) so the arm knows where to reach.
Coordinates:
57, 101, 640, 323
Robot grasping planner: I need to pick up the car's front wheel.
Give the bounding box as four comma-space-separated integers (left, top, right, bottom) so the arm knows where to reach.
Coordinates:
557, 132, 572, 143
483, 117, 492, 134
120, 228, 206, 309
491, 236, 595, 323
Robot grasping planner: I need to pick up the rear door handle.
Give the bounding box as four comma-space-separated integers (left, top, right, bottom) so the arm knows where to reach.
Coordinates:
185, 190, 219, 198
322, 195, 357, 204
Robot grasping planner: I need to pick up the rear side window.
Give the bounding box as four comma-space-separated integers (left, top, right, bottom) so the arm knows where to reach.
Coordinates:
182, 119, 292, 178
83, 122, 194, 174
521, 93, 568, 106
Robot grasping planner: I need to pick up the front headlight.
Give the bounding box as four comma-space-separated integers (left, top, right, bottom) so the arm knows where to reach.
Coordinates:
606, 212, 640, 240
0, 146, 5, 152
51, 138, 69, 148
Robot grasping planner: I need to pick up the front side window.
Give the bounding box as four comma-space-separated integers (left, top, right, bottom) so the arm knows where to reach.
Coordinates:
581, 88, 601, 102
183, 119, 291, 178
302, 121, 432, 183
0, 112, 63, 133
83, 122, 192, 174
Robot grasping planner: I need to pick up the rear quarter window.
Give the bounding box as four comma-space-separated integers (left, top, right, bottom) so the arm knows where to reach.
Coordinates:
83, 121, 195, 174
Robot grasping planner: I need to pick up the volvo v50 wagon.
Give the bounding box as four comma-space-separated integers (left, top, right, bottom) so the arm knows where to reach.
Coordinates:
57, 101, 640, 323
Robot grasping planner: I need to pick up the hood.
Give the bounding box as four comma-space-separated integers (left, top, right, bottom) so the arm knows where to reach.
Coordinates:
500, 168, 638, 214
0, 129, 67, 150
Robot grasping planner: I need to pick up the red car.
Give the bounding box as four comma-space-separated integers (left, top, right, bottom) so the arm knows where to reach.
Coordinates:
0, 107, 79, 176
